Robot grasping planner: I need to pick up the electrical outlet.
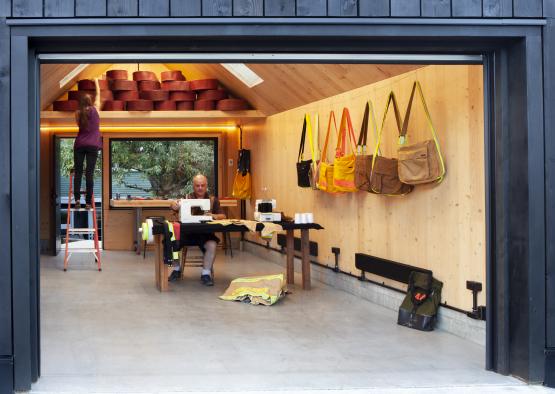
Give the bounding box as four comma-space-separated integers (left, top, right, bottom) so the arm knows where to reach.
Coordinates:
228, 159, 234, 166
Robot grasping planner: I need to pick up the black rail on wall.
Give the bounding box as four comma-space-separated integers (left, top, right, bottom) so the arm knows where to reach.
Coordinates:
2, 0, 544, 18
276, 233, 318, 257
354, 253, 431, 285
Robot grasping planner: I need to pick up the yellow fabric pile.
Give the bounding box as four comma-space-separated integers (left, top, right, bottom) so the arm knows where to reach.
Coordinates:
219, 274, 286, 306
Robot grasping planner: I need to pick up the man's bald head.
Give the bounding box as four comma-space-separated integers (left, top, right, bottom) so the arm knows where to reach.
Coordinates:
192, 174, 208, 198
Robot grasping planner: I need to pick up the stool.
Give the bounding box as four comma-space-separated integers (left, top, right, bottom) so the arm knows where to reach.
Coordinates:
143, 216, 165, 259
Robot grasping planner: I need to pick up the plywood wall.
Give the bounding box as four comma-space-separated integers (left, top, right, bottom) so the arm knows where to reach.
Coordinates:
244, 65, 485, 310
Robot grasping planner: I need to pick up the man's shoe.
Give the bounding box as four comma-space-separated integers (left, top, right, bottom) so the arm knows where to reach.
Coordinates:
201, 274, 214, 286
168, 270, 181, 282
74, 202, 81, 210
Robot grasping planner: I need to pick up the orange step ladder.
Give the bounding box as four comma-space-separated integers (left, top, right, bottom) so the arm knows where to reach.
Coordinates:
63, 169, 101, 271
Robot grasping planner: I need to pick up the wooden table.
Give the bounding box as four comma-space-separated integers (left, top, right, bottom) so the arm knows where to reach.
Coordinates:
110, 199, 173, 255
154, 221, 323, 292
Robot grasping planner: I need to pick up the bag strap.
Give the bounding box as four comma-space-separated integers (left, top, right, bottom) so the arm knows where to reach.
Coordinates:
305, 114, 316, 163
400, 81, 446, 182
297, 116, 307, 163
336, 107, 356, 158
357, 100, 379, 155
372, 91, 403, 160
320, 110, 338, 164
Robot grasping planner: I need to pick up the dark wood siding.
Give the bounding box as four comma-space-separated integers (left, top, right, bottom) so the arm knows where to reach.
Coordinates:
297, 0, 326, 16
391, 0, 420, 16
513, 0, 542, 17
328, 0, 358, 16
233, 0, 263, 16
452, 0, 482, 16
0, 18, 11, 358
202, 0, 231, 16
108, 0, 138, 16
483, 0, 512, 17
422, 0, 451, 17
264, 0, 295, 16
12, 0, 42, 17
359, 0, 389, 16
170, 0, 201, 16
75, 0, 106, 16
45, 0, 74, 17
139, 0, 169, 16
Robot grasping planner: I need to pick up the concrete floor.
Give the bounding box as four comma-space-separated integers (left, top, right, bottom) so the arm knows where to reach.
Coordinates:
32, 249, 544, 393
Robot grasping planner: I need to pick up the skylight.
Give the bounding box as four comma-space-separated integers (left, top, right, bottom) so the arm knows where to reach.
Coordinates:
220, 63, 264, 88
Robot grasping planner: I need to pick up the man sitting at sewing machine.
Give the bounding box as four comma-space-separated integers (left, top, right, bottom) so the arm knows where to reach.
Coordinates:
168, 174, 226, 286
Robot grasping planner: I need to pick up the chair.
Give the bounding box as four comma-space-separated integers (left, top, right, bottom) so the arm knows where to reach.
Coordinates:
179, 246, 212, 279
219, 198, 238, 257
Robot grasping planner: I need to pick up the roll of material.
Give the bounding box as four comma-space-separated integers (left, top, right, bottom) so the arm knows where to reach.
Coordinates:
161, 70, 185, 81
69, 90, 114, 101
217, 98, 248, 111
194, 99, 216, 111
77, 79, 95, 90
138, 80, 161, 91
133, 71, 157, 81
53, 100, 78, 111
190, 79, 218, 91
106, 70, 128, 80
169, 91, 196, 101
126, 100, 153, 111
154, 100, 177, 111
97, 79, 109, 90
198, 89, 228, 101
110, 79, 138, 91
176, 101, 194, 110
139, 90, 169, 101
161, 80, 190, 91
102, 100, 125, 111
68, 89, 94, 101
114, 90, 139, 101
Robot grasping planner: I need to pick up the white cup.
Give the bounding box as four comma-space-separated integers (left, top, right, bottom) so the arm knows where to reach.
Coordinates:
301, 213, 308, 224
294, 213, 301, 224
306, 213, 314, 223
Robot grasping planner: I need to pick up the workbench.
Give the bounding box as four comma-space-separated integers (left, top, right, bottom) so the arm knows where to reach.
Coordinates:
154, 221, 323, 292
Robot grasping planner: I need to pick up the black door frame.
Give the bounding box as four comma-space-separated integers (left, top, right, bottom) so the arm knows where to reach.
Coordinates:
7, 19, 547, 390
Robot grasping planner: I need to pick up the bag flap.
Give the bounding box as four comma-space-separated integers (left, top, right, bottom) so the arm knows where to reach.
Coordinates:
399, 141, 430, 160
372, 156, 398, 175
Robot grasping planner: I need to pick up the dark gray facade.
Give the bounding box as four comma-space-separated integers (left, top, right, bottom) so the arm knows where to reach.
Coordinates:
0, 0, 553, 393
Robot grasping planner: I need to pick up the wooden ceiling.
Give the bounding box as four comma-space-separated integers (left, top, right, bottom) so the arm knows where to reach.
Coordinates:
41, 63, 422, 115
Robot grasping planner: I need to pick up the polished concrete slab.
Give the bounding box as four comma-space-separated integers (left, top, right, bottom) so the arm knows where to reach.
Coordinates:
32, 250, 534, 393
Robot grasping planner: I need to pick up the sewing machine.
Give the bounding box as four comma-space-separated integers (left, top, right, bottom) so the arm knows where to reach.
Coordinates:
180, 198, 212, 223
254, 199, 281, 222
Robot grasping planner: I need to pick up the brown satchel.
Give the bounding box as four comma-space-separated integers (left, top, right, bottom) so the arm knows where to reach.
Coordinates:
397, 81, 446, 185
370, 92, 413, 196
354, 100, 378, 192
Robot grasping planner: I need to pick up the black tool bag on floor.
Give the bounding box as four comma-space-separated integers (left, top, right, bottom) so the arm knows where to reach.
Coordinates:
397, 271, 443, 331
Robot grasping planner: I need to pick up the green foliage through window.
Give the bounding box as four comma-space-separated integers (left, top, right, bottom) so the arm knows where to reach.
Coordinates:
110, 139, 217, 199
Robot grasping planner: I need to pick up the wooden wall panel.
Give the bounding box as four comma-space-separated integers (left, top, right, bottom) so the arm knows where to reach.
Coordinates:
483, 0, 512, 17
264, 0, 295, 16
391, 0, 420, 16
245, 65, 485, 311
202, 0, 231, 16
421, 0, 451, 17
233, 0, 263, 16
328, 0, 358, 16
139, 0, 169, 16
107, 0, 138, 16
75, 0, 106, 16
170, 0, 201, 16
297, 0, 327, 16
359, 0, 389, 16
513, 0, 543, 17
12, 0, 42, 17
452, 0, 482, 17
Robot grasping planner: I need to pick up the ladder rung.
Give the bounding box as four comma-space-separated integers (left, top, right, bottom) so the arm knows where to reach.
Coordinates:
71, 208, 94, 211
67, 249, 99, 253
68, 228, 96, 233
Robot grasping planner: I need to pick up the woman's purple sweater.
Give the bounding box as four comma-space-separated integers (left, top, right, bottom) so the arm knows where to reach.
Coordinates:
74, 107, 101, 150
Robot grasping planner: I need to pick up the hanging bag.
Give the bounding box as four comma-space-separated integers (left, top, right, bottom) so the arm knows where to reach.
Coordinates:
354, 101, 379, 192
232, 126, 252, 199
317, 111, 342, 194
397, 81, 446, 185
296, 114, 315, 188
370, 92, 413, 196
309, 113, 320, 190
333, 108, 358, 192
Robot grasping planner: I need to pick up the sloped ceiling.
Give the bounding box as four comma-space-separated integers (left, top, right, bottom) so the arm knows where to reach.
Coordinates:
42, 63, 422, 115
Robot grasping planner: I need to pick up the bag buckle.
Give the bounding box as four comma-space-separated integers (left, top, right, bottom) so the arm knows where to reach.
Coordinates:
398, 136, 406, 145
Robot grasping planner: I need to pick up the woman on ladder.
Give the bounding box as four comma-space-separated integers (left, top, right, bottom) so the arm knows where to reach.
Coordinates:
73, 79, 101, 210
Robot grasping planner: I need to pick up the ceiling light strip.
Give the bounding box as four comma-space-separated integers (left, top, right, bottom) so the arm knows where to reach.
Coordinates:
40, 125, 238, 133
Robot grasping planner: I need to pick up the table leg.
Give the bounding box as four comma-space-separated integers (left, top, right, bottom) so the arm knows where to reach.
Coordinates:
155, 235, 169, 292
135, 207, 142, 255
286, 229, 294, 285
300, 229, 311, 290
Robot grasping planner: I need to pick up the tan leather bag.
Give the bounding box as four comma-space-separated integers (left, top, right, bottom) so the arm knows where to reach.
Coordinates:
370, 92, 413, 196
354, 100, 378, 192
397, 81, 446, 185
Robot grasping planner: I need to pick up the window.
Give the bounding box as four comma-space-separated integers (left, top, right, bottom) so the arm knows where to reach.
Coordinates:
109, 138, 218, 200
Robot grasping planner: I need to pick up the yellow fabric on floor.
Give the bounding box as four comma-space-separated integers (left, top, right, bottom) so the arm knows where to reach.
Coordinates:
219, 274, 286, 305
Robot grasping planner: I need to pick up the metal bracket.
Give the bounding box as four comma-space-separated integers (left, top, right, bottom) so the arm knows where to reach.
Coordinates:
331, 247, 340, 272
466, 281, 486, 320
